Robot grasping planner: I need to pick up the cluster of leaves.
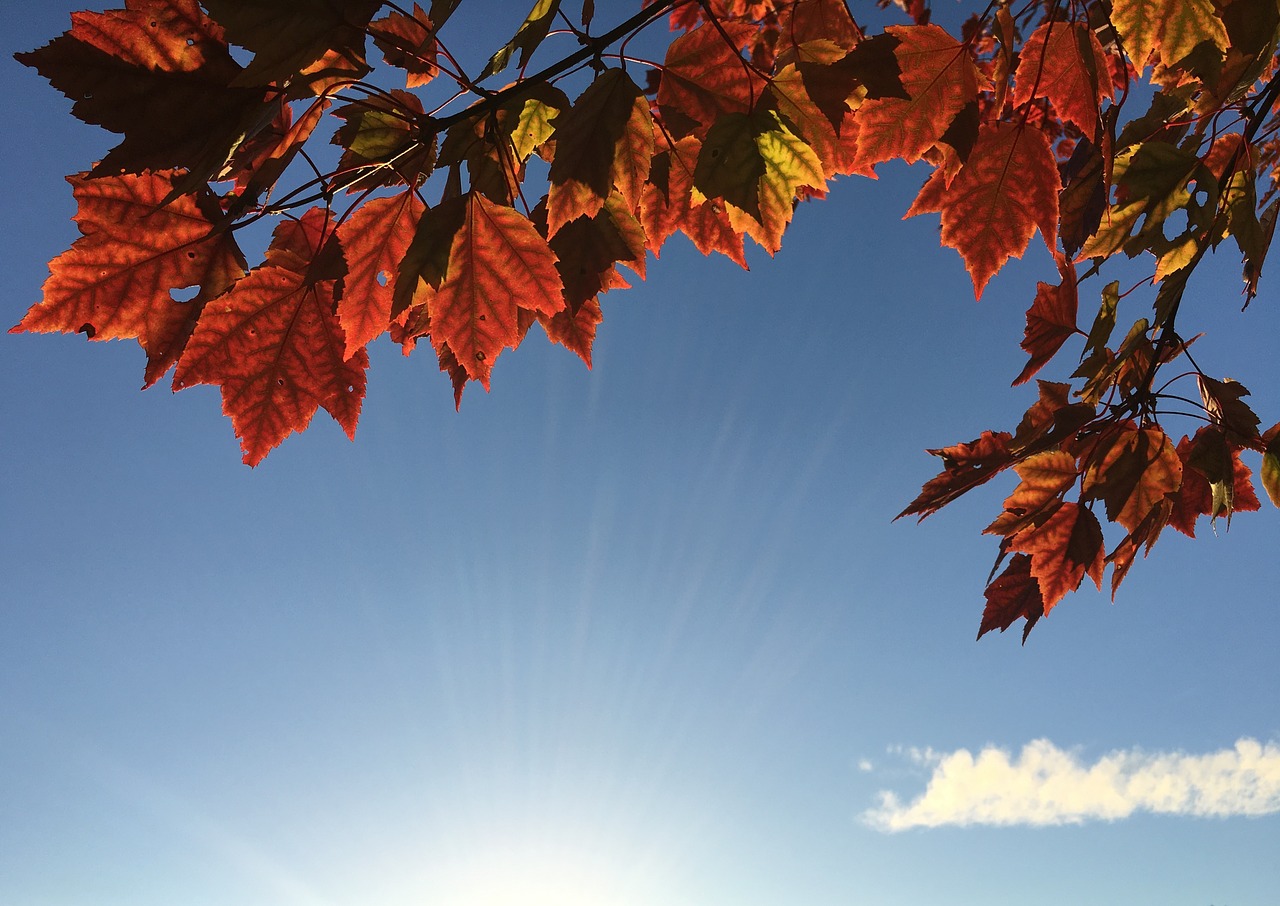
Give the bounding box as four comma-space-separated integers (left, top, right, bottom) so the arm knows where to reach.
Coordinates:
13, 0, 1280, 639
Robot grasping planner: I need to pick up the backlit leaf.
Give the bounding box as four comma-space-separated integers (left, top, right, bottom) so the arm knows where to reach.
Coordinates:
1082, 424, 1182, 532
850, 24, 980, 173
427, 193, 564, 388
12, 172, 245, 384
547, 69, 653, 237
336, 190, 425, 357
978, 554, 1045, 643
1009, 501, 1105, 611
173, 210, 367, 466
1013, 20, 1112, 138
923, 122, 1060, 298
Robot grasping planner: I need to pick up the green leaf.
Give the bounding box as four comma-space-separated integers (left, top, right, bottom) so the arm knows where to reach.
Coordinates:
481, 0, 561, 80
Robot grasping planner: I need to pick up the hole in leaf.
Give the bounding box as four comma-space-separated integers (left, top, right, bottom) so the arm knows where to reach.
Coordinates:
187, 38, 194, 46
276, 378, 285, 386
477, 314, 486, 321
346, 385, 355, 393
474, 351, 485, 361
186, 250, 197, 259
149, 19, 157, 27
171, 285, 199, 303
376, 270, 389, 287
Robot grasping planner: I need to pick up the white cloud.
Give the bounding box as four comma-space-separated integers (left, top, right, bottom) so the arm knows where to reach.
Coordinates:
862, 738, 1280, 832
856, 759, 874, 773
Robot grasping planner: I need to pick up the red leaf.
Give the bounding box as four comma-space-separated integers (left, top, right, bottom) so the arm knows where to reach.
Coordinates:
370, 3, 437, 88
428, 193, 564, 388
336, 190, 425, 357
1012, 20, 1112, 138
12, 172, 246, 384
173, 211, 367, 465
1081, 424, 1182, 533
548, 68, 654, 237
640, 136, 748, 267
16, 0, 268, 178
899, 430, 1015, 520
978, 554, 1045, 643
657, 20, 760, 134
1008, 501, 1104, 611
1013, 266, 1079, 386
539, 298, 604, 368
850, 24, 980, 173
919, 122, 1060, 298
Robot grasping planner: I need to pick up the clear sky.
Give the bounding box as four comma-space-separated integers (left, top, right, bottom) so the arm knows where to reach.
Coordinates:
2, 3, 1278, 905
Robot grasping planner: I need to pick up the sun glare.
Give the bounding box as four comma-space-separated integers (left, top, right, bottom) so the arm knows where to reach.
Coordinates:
431, 841, 650, 906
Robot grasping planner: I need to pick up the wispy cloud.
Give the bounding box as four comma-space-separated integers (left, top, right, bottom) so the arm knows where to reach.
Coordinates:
863, 738, 1280, 831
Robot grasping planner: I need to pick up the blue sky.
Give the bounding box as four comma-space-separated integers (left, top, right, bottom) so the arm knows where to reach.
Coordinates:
2, 2, 1279, 905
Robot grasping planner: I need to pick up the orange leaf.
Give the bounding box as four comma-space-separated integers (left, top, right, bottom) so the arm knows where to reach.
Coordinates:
547, 68, 654, 237
1009, 501, 1105, 611
640, 136, 748, 267
899, 430, 1015, 520
657, 20, 760, 135
978, 554, 1045, 643
985, 450, 1078, 537
539, 298, 604, 368
1013, 267, 1079, 386
923, 122, 1060, 298
1081, 424, 1182, 533
428, 193, 564, 388
173, 211, 367, 466
12, 172, 246, 384
850, 24, 980, 173
336, 190, 425, 357
370, 3, 438, 88
1012, 20, 1112, 138
16, 0, 268, 178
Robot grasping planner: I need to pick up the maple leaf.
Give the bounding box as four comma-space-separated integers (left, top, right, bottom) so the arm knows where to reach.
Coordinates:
1008, 501, 1105, 611
657, 20, 761, 134
425, 192, 564, 388
985, 450, 1079, 538
776, 0, 863, 56
849, 24, 981, 173
336, 191, 425, 357
173, 209, 366, 465
640, 135, 748, 267
200, 0, 381, 88
694, 108, 826, 252
12, 172, 245, 383
911, 122, 1060, 298
1081, 424, 1182, 533
538, 298, 604, 367
899, 431, 1015, 521
978, 554, 1045, 643
1012, 20, 1113, 139
370, 4, 438, 88
332, 90, 436, 193
17, 1, 269, 179
481, 0, 561, 79
1170, 427, 1262, 535
1262, 428, 1280, 509
1197, 375, 1261, 446
547, 69, 654, 237
1109, 0, 1228, 70
1014, 267, 1079, 386
546, 196, 646, 313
